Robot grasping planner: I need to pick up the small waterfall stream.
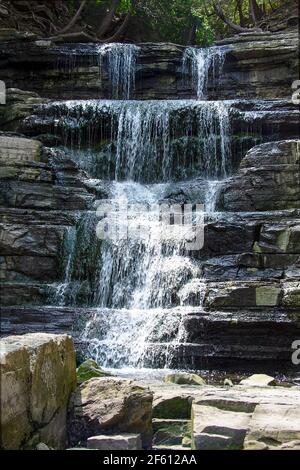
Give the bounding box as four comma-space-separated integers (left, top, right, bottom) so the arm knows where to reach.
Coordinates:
182, 46, 226, 99
47, 43, 233, 372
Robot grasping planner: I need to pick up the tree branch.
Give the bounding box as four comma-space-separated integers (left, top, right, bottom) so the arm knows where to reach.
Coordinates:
56, 0, 87, 35
97, 0, 120, 38
213, 1, 262, 33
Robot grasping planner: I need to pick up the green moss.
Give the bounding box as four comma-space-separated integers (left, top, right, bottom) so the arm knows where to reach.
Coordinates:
76, 359, 111, 385
255, 286, 281, 306
276, 229, 290, 251
153, 397, 192, 419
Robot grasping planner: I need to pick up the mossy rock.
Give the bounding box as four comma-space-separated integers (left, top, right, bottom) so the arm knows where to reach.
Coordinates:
153, 396, 192, 419
76, 359, 112, 384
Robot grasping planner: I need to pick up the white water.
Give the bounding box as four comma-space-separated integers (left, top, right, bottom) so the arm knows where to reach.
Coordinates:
42, 99, 232, 181
97, 43, 140, 99
182, 46, 226, 99
49, 45, 232, 370
58, 42, 140, 100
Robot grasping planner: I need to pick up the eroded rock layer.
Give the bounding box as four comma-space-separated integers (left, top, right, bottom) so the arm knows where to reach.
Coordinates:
0, 21, 299, 376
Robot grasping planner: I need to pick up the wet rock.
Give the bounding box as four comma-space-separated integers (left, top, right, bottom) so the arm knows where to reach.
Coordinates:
204, 281, 282, 308
0, 34, 298, 100
0, 333, 76, 449
68, 377, 153, 448
0, 135, 41, 163
221, 140, 300, 211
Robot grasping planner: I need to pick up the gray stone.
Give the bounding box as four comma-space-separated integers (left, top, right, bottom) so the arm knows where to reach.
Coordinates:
0, 333, 77, 449
191, 404, 251, 450
245, 403, 300, 447
240, 374, 276, 387
87, 434, 142, 450
68, 377, 153, 448
164, 373, 206, 386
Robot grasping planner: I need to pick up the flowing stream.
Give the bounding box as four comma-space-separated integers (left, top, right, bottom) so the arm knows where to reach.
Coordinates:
49, 44, 232, 371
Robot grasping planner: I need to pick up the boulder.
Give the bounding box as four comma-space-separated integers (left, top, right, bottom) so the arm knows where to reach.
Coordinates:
87, 434, 142, 450
68, 377, 153, 448
0, 333, 76, 449
76, 359, 112, 384
191, 404, 251, 450
153, 393, 193, 419
164, 373, 206, 386
240, 374, 276, 387
245, 403, 300, 448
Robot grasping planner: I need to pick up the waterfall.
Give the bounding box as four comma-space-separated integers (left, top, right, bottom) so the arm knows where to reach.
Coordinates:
182, 46, 226, 99
46, 45, 233, 371
95, 181, 201, 310
38, 99, 232, 181
57, 43, 140, 100
97, 43, 140, 99
81, 307, 188, 368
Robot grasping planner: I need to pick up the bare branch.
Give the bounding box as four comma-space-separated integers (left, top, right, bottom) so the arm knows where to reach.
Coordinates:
56, 0, 87, 35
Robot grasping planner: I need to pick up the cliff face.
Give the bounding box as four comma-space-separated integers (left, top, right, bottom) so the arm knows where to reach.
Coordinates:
0, 29, 298, 100
0, 20, 299, 374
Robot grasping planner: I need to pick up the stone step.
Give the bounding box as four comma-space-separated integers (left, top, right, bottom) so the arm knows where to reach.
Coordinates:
87, 434, 142, 450
153, 445, 190, 450
191, 404, 251, 450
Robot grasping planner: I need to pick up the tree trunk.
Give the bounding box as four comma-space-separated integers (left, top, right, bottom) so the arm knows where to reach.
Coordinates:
97, 8, 132, 43
56, 0, 87, 35
97, 0, 120, 38
237, 0, 246, 27
213, 1, 262, 32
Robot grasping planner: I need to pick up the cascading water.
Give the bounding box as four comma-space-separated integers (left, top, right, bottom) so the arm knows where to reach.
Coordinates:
57, 42, 140, 99
97, 43, 140, 99
182, 46, 226, 99
37, 99, 232, 181
45, 43, 232, 372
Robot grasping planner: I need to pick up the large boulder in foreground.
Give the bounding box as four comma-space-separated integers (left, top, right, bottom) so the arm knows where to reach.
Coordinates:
0, 333, 76, 449
68, 377, 153, 448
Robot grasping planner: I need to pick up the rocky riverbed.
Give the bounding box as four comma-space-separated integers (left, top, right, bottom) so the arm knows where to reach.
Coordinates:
1, 333, 300, 450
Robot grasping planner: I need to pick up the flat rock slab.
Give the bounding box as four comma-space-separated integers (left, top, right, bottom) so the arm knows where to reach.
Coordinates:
245, 403, 300, 446
192, 404, 250, 450
87, 434, 142, 450
240, 374, 275, 387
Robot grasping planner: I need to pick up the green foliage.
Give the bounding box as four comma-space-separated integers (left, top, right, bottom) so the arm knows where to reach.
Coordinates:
59, 0, 288, 45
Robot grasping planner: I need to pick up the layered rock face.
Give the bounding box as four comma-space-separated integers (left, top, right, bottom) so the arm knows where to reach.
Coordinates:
0, 333, 76, 449
0, 11, 299, 377
0, 29, 298, 100
149, 379, 300, 450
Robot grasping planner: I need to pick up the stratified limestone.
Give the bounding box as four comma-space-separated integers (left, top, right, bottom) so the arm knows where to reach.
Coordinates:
191, 404, 251, 450
87, 434, 142, 450
0, 333, 77, 449
221, 140, 300, 211
68, 377, 153, 448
